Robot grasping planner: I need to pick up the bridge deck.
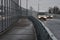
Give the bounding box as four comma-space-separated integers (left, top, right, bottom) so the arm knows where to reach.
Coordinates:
44, 19, 60, 40
0, 18, 36, 40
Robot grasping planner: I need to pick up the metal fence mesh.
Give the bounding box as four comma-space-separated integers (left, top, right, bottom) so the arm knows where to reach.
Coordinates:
0, 0, 20, 32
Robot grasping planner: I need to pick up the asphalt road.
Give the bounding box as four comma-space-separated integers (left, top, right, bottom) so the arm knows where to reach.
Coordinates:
43, 19, 60, 40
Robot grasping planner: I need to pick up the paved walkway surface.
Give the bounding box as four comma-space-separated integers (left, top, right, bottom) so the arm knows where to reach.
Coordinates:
0, 18, 36, 40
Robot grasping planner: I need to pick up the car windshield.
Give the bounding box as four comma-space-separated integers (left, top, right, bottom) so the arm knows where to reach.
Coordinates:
38, 13, 46, 15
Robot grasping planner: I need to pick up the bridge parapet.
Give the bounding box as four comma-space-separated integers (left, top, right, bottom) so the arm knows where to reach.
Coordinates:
28, 16, 57, 40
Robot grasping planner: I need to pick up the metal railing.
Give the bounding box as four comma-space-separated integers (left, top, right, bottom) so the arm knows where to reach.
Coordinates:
28, 16, 57, 40
0, 0, 20, 34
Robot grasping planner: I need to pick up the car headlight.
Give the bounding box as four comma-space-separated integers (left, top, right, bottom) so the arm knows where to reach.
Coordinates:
44, 16, 47, 18
47, 16, 49, 17
38, 16, 41, 18
50, 15, 53, 17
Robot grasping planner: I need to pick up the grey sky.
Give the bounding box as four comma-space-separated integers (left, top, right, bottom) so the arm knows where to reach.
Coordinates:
19, 0, 60, 12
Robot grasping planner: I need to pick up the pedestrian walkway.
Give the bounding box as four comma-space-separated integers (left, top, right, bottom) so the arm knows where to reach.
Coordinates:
0, 18, 36, 40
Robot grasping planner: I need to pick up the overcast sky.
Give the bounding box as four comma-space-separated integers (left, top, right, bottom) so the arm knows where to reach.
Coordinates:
19, 0, 60, 12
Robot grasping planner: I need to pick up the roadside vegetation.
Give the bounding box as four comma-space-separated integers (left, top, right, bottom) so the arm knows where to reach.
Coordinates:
48, 6, 60, 14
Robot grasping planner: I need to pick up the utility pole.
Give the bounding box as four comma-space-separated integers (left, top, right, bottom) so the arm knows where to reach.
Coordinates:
38, 0, 39, 12
26, 0, 28, 16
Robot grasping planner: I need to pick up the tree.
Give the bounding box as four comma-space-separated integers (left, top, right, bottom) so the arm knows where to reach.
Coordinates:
48, 6, 60, 14
53, 6, 59, 14
48, 7, 53, 13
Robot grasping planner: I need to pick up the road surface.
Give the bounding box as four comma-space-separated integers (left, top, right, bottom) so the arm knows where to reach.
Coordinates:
43, 19, 60, 40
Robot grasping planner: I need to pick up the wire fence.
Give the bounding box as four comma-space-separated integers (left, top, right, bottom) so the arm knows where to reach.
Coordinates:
0, 0, 20, 33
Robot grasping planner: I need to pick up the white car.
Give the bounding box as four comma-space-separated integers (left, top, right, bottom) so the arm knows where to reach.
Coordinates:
37, 13, 47, 21
47, 15, 53, 19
